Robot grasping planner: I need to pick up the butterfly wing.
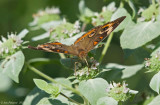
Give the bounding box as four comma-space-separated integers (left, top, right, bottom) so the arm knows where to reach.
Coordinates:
28, 42, 79, 56
73, 16, 126, 52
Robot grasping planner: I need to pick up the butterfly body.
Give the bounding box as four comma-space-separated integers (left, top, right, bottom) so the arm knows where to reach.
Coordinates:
28, 16, 126, 60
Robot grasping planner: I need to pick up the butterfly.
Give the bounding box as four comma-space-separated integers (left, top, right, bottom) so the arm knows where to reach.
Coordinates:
28, 16, 126, 61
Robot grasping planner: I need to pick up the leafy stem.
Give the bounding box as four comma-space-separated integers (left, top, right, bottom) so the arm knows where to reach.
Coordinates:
99, 32, 114, 63
60, 92, 82, 105
27, 62, 88, 105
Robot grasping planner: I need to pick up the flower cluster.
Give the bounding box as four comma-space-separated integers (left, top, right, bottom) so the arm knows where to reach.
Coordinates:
74, 58, 100, 80
145, 50, 160, 72
0, 33, 23, 59
30, 7, 61, 26
106, 81, 138, 102
50, 19, 81, 41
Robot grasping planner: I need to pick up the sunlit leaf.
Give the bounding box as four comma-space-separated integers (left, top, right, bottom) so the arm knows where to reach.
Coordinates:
97, 96, 118, 105
149, 71, 160, 94
18, 29, 29, 38
0, 51, 25, 83
148, 94, 160, 105
0, 73, 12, 92
78, 78, 108, 105
34, 79, 48, 91
121, 21, 160, 49
111, 8, 133, 32
104, 63, 144, 79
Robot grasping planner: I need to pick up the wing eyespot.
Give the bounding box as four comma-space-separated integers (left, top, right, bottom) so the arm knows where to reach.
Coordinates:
88, 32, 95, 37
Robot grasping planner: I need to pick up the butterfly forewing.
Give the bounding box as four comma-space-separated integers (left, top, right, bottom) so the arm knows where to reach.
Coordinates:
75, 16, 126, 52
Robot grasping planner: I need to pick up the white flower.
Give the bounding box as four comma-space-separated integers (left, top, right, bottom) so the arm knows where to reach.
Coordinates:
94, 12, 99, 17
5, 48, 9, 53
123, 88, 129, 93
63, 18, 67, 24
2, 36, 7, 42
74, 21, 80, 29
102, 6, 107, 12
45, 7, 60, 14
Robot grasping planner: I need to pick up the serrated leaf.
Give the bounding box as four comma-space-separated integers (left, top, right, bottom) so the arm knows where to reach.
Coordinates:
34, 79, 48, 91
148, 94, 160, 105
96, 96, 118, 105
149, 71, 160, 94
121, 21, 160, 49
0, 51, 25, 83
55, 78, 72, 87
23, 87, 75, 105
111, 8, 133, 32
78, 78, 108, 105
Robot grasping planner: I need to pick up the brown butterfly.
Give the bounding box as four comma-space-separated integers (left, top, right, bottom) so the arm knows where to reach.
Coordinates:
28, 16, 126, 61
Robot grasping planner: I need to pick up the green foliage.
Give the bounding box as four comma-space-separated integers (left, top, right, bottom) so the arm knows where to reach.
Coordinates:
78, 78, 109, 105
0, 51, 24, 83
1, 0, 160, 104
149, 71, 160, 94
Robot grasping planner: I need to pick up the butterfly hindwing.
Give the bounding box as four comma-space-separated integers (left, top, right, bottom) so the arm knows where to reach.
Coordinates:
28, 42, 78, 56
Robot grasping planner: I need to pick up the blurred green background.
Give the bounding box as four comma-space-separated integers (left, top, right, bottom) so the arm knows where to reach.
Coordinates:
0, 0, 152, 104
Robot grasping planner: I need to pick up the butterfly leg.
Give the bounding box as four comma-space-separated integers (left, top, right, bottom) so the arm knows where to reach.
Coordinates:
84, 58, 90, 73
74, 62, 79, 76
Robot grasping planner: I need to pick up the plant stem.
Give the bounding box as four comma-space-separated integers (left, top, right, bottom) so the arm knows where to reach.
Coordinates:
120, 1, 124, 8
99, 32, 114, 63
59, 53, 66, 59
60, 92, 81, 105
27, 63, 88, 104
81, 23, 87, 32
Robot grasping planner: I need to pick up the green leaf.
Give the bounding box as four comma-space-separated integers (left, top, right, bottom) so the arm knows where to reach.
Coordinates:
78, 78, 109, 105
79, 0, 85, 14
23, 86, 74, 105
32, 32, 49, 41
60, 32, 85, 45
0, 73, 12, 92
96, 96, 118, 105
34, 79, 62, 97
60, 58, 78, 69
128, 0, 136, 18
121, 21, 160, 49
148, 94, 160, 105
105, 63, 144, 79
0, 51, 25, 83
111, 8, 133, 32
151, 46, 160, 56
149, 71, 160, 94
33, 79, 48, 91
123, 47, 150, 64
55, 78, 72, 87
142, 3, 159, 20
18, 29, 29, 38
